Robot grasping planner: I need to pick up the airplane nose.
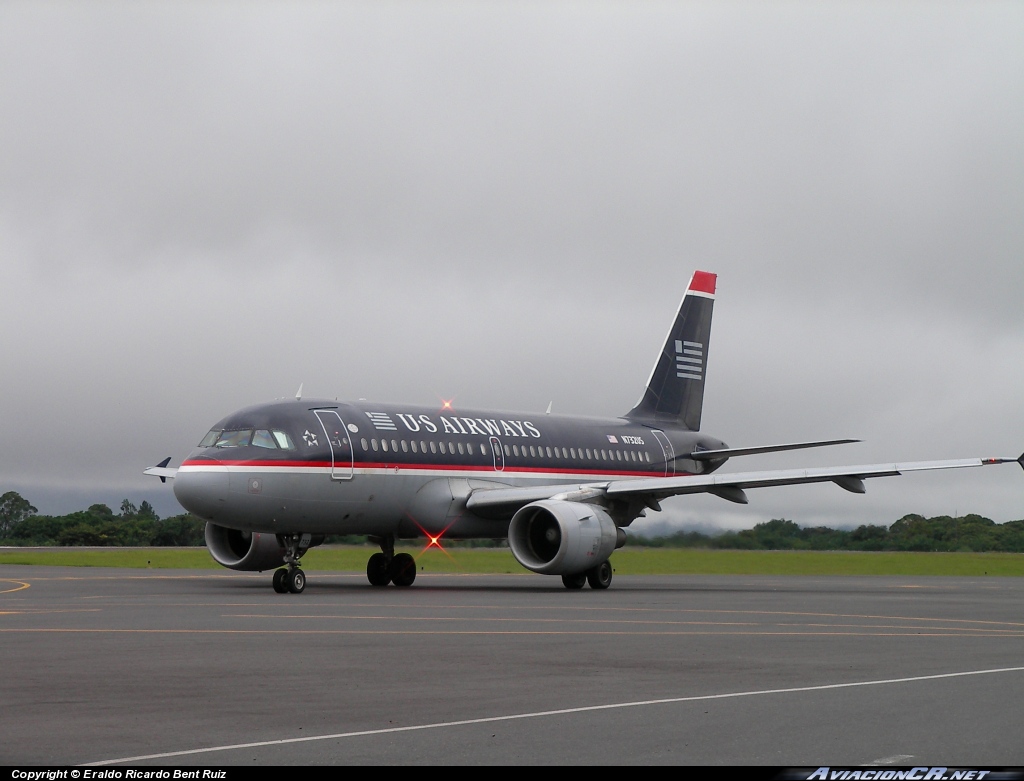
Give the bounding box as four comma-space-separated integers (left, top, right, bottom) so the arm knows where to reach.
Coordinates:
173, 462, 229, 520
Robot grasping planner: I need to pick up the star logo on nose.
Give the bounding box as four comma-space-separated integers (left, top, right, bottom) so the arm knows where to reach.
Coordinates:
303, 430, 319, 447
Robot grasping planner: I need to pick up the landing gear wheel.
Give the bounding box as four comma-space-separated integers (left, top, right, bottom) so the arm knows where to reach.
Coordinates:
272, 568, 289, 593
287, 568, 306, 594
561, 573, 587, 590
390, 552, 417, 587
367, 553, 392, 586
586, 560, 613, 590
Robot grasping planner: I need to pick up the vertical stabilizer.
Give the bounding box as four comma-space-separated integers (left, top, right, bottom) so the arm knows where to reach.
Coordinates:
625, 270, 716, 430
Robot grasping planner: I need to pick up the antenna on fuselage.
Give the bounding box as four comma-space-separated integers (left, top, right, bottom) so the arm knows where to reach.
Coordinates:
295, 383, 303, 401
545, 401, 553, 414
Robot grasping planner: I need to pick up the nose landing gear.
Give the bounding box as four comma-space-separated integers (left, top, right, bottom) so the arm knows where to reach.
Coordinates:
271, 533, 312, 594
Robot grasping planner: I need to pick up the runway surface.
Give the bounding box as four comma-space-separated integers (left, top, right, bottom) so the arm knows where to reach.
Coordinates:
2, 565, 1023, 766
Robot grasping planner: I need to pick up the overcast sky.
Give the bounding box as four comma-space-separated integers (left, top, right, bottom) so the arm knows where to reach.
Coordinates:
2, 2, 1022, 533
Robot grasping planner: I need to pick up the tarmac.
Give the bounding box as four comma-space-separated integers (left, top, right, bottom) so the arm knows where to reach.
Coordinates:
2, 565, 1023, 766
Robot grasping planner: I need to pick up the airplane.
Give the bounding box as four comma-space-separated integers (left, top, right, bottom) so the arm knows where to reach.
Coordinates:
144, 270, 1023, 593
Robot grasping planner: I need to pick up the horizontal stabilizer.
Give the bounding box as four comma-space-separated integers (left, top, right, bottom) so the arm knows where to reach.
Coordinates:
688, 439, 860, 461
143, 457, 177, 483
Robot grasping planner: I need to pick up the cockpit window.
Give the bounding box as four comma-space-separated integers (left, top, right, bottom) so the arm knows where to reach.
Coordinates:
214, 429, 253, 448
199, 430, 221, 447
252, 430, 277, 449
272, 431, 295, 450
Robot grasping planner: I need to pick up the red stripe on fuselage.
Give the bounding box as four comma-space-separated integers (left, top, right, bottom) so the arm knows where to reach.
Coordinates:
179, 458, 681, 478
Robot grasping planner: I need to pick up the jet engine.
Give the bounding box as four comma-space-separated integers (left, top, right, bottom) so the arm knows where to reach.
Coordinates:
204, 523, 322, 571
507, 500, 625, 575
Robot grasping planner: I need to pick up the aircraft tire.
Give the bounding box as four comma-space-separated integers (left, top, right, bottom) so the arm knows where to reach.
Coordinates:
367, 553, 392, 586
586, 561, 613, 590
561, 573, 587, 590
272, 568, 289, 593
287, 568, 306, 594
390, 553, 416, 587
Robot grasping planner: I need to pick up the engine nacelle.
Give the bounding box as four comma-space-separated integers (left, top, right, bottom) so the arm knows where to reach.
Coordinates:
508, 500, 623, 575
204, 523, 322, 572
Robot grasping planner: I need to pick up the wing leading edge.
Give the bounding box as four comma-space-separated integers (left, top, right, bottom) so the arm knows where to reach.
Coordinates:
466, 454, 1024, 516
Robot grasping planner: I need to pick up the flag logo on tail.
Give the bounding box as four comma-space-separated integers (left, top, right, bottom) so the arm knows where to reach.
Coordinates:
676, 340, 703, 381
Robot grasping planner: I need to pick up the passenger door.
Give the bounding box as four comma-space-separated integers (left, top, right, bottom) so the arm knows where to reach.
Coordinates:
314, 409, 354, 480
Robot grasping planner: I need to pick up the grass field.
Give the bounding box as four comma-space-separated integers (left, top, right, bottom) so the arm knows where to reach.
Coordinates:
1, 546, 1023, 576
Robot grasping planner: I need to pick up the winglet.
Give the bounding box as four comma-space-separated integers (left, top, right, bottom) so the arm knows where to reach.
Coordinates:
143, 457, 177, 483
1018, 452, 1024, 471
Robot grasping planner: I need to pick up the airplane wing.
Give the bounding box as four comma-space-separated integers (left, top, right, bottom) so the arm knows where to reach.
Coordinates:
143, 457, 177, 483
465, 454, 1024, 516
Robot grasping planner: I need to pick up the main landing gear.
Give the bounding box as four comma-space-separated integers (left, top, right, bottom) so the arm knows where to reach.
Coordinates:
366, 534, 417, 588
561, 560, 613, 590
272, 533, 312, 594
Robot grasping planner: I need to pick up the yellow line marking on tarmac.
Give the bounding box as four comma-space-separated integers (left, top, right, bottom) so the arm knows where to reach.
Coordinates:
0, 579, 31, 593
224, 613, 762, 626
14, 598, 1024, 631
2, 628, 1022, 637
212, 603, 1024, 629
218, 613, 1024, 634
0, 608, 101, 615
86, 665, 1024, 765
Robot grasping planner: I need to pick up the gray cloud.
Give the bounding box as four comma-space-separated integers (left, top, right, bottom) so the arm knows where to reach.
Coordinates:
1, 2, 1022, 527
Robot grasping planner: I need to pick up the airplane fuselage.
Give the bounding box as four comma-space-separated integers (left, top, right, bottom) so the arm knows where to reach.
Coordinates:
174, 399, 728, 538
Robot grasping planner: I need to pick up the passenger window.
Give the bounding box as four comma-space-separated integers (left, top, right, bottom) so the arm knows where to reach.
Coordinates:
439, 442, 446, 454
371, 439, 379, 451
504, 445, 510, 456
457, 442, 464, 455
381, 439, 389, 452
361, 438, 368, 451
430, 441, 437, 454
513, 445, 519, 456
252, 430, 277, 449
390, 439, 397, 452
410, 441, 418, 453
420, 441, 427, 453
401, 440, 408, 453
570, 448, 576, 459
448, 442, 455, 454
645, 452, 651, 462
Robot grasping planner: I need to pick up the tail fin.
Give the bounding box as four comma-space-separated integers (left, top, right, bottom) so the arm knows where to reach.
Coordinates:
625, 270, 716, 430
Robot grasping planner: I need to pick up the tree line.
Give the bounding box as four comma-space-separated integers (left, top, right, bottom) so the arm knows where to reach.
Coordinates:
636, 515, 1024, 552
0, 491, 206, 546
3, 490, 1024, 551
